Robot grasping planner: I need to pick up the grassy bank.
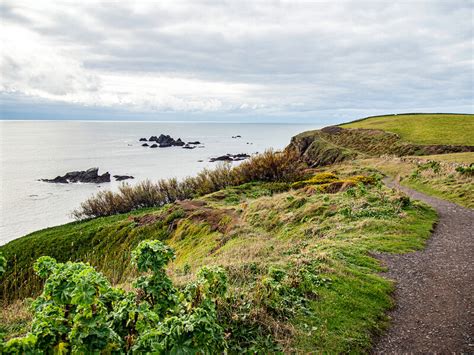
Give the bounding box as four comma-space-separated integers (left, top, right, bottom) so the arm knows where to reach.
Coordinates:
340, 113, 474, 145
288, 114, 474, 169
360, 153, 474, 208
1, 170, 436, 352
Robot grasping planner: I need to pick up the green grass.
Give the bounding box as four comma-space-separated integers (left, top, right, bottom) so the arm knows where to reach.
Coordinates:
1, 174, 436, 352
402, 175, 474, 209
409, 152, 474, 164
357, 155, 474, 208
340, 113, 474, 145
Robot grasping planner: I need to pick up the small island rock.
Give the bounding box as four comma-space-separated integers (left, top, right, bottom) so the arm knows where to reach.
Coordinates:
209, 153, 250, 162
113, 175, 134, 181
40, 168, 110, 184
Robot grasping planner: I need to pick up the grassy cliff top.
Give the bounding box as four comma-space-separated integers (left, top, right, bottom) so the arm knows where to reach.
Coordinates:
340, 113, 474, 146
1, 171, 437, 352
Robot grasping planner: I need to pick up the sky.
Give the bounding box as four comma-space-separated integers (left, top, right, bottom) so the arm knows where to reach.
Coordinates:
0, 0, 473, 123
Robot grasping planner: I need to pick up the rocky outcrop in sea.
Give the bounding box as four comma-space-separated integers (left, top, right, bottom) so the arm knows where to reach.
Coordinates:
139, 135, 203, 148
209, 153, 250, 162
40, 168, 111, 184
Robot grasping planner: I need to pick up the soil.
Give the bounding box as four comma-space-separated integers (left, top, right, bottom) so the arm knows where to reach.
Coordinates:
373, 179, 474, 353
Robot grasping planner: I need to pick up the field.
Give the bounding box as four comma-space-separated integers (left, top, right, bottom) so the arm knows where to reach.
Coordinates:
340, 113, 474, 145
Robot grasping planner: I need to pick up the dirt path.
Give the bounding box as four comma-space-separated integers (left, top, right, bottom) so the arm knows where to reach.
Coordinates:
373, 179, 474, 353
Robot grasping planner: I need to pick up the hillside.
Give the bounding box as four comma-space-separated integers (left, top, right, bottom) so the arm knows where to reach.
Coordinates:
1, 113, 473, 353
1, 169, 436, 352
340, 113, 474, 145
288, 114, 474, 167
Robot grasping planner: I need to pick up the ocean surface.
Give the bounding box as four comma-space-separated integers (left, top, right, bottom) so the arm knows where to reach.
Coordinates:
0, 121, 318, 245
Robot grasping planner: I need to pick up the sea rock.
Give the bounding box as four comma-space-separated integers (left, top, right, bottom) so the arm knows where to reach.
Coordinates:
40, 168, 111, 184
232, 135, 242, 138
150, 144, 158, 148
232, 153, 251, 161
139, 138, 147, 141
183, 144, 195, 149
141, 135, 201, 148
142, 143, 149, 147
209, 153, 250, 162
114, 175, 134, 181
174, 138, 185, 146
209, 155, 233, 162
157, 134, 175, 146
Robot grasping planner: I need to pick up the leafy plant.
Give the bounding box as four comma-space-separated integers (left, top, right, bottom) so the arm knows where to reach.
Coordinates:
455, 163, 474, 176
1, 241, 229, 354
0, 252, 5, 277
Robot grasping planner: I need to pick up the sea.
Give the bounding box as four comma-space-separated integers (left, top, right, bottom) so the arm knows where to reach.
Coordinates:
0, 121, 318, 245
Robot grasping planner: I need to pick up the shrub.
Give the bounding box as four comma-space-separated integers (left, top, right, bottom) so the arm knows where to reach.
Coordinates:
0, 240, 229, 354
455, 163, 474, 176
291, 172, 338, 189
418, 160, 441, 174
73, 150, 306, 219
234, 149, 305, 183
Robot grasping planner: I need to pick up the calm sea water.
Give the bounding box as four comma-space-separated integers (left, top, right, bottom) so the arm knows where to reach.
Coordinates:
0, 121, 318, 245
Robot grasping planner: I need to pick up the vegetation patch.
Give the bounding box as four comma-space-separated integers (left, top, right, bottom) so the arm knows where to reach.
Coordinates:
340, 113, 474, 145
1, 241, 231, 353
289, 114, 474, 168
1, 175, 436, 352
73, 150, 304, 219
359, 155, 474, 208
291, 172, 376, 194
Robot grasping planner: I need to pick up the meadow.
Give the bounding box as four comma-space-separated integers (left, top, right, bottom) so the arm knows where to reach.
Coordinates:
340, 113, 474, 145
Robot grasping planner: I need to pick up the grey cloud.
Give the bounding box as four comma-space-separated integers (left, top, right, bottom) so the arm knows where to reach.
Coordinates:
1, 0, 472, 119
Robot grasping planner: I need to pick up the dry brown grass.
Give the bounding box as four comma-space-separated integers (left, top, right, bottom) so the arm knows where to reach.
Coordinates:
0, 299, 32, 340
73, 149, 306, 219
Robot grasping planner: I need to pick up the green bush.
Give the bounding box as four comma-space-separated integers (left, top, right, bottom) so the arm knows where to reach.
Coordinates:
455, 163, 474, 176
0, 241, 229, 354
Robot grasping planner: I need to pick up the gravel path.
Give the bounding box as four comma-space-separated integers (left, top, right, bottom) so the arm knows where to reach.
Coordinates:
373, 179, 474, 353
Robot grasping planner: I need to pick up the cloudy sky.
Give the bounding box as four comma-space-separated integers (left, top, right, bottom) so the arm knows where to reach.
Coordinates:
0, 0, 472, 123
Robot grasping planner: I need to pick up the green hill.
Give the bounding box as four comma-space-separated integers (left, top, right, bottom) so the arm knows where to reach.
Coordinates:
340, 113, 474, 145
288, 114, 474, 169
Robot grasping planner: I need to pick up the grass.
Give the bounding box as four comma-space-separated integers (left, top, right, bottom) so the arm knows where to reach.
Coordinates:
340, 113, 474, 146
0, 171, 436, 352
0, 300, 32, 340
357, 154, 474, 208
407, 152, 474, 164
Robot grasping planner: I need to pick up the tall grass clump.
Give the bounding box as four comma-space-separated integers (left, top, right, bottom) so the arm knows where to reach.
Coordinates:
73, 149, 306, 219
